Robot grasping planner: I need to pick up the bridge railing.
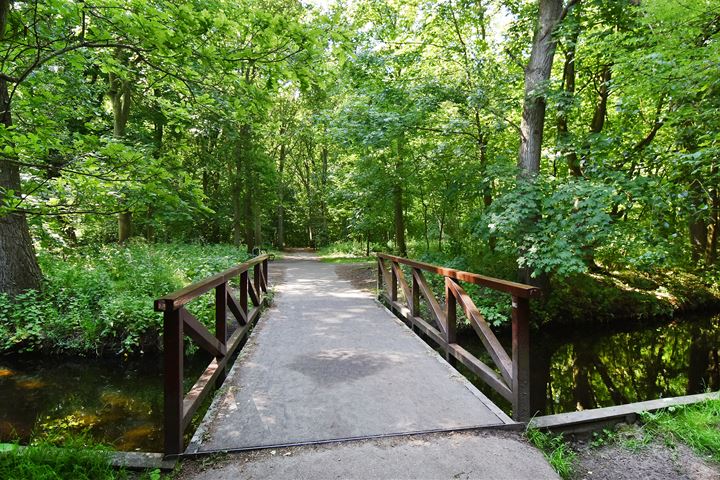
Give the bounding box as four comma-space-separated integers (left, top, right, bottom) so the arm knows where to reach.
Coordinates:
154, 254, 269, 457
376, 253, 541, 421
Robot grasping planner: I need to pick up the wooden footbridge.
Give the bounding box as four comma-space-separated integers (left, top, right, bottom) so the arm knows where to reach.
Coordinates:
154, 251, 541, 458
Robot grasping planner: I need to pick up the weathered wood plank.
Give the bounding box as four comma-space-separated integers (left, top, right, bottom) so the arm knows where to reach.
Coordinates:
155, 255, 268, 311
412, 269, 447, 335
182, 310, 227, 358
227, 291, 248, 325
377, 253, 541, 298
387, 298, 512, 402
446, 280, 512, 386
391, 261, 412, 307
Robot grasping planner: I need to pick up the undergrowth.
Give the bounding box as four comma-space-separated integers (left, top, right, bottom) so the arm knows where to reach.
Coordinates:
0, 241, 251, 356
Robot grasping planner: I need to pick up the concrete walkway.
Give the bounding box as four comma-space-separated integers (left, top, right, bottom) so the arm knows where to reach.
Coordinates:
184, 253, 557, 479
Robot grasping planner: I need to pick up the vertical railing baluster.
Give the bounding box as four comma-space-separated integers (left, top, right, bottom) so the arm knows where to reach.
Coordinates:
253, 263, 261, 300
240, 270, 249, 315
377, 257, 383, 295
445, 277, 457, 365
411, 268, 420, 317
163, 307, 183, 456
262, 258, 269, 292
215, 282, 227, 386
511, 295, 531, 421
390, 262, 398, 303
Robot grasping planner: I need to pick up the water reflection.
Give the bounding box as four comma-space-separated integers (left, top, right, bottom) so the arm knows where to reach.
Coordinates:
456, 314, 720, 416
0, 354, 210, 452
537, 315, 720, 415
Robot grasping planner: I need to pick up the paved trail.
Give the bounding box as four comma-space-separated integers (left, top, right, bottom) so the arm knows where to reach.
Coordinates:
183, 253, 557, 479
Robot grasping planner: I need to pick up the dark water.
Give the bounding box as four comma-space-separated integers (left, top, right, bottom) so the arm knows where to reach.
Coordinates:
455, 314, 720, 416
0, 353, 211, 452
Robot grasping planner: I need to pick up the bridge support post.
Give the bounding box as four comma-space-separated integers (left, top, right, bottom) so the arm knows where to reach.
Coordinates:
163, 308, 184, 457
511, 296, 531, 422
215, 282, 228, 387
445, 278, 458, 367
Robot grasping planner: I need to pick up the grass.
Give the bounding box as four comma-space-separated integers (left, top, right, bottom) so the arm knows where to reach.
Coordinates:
641, 399, 720, 462
318, 256, 374, 264
0, 436, 127, 480
525, 427, 576, 479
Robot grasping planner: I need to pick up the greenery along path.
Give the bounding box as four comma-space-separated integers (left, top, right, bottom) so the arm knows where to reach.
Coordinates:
183, 252, 556, 479
2, 1, 720, 323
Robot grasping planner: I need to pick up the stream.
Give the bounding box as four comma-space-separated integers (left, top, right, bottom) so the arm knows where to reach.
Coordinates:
1, 314, 719, 451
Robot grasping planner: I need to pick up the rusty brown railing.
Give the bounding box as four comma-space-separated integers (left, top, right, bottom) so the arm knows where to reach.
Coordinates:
154, 254, 269, 457
376, 253, 541, 421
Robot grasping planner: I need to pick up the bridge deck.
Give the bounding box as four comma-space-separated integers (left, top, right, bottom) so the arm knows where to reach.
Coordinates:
187, 253, 512, 454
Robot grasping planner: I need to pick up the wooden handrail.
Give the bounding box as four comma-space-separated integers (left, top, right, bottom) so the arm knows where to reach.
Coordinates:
377, 253, 542, 299
154, 254, 270, 457
155, 255, 269, 312
376, 253, 537, 421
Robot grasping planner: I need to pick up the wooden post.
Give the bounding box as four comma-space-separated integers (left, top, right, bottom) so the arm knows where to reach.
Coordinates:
411, 268, 420, 317
445, 278, 457, 366
215, 282, 227, 386
262, 258, 269, 292
253, 263, 261, 300
390, 262, 398, 302
511, 295, 531, 422
240, 270, 249, 315
377, 258, 383, 296
163, 307, 184, 457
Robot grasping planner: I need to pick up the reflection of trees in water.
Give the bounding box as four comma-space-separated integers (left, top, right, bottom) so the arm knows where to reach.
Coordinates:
539, 316, 720, 414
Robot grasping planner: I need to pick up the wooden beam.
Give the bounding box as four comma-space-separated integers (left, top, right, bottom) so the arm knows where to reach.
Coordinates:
155, 255, 268, 311
227, 291, 248, 325
391, 262, 412, 307
447, 280, 512, 386
182, 310, 227, 358
378, 258, 392, 295
248, 279, 260, 307
512, 296, 531, 422
387, 298, 512, 402
377, 253, 541, 298
412, 269, 447, 335
163, 309, 183, 456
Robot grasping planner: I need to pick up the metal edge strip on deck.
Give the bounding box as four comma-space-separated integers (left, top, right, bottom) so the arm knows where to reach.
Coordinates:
184, 422, 522, 458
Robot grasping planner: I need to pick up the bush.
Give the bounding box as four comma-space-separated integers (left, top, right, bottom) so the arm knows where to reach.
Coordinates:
0, 242, 250, 355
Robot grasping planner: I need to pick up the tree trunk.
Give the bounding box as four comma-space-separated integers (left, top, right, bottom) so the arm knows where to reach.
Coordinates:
557, 22, 582, 177
109, 50, 133, 243
276, 142, 286, 249
0, 68, 42, 294
118, 212, 132, 243
517, 0, 567, 286
393, 183, 407, 257
518, 0, 565, 178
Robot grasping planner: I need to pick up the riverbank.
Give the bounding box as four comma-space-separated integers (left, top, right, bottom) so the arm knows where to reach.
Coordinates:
529, 399, 720, 479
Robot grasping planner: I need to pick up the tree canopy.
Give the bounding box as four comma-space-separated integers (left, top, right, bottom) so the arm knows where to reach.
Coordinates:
1, 0, 719, 294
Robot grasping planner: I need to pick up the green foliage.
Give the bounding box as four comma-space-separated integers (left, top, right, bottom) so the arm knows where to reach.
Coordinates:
525, 428, 576, 479
0, 242, 250, 355
0, 436, 125, 480
641, 400, 720, 462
